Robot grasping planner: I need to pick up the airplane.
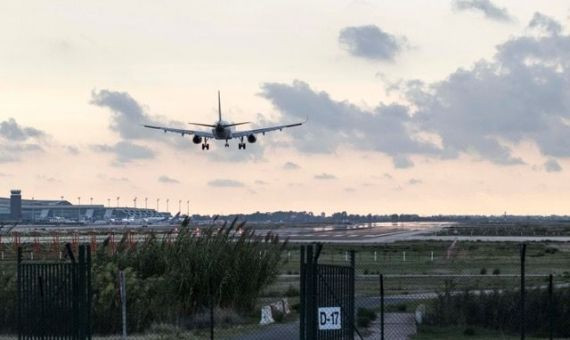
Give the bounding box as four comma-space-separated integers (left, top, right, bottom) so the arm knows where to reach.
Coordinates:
143, 91, 305, 150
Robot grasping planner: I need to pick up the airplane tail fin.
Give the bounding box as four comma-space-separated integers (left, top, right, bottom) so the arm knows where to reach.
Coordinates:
218, 90, 222, 122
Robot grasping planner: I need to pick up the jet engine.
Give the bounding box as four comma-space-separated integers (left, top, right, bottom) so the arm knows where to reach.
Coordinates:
192, 135, 202, 144
247, 134, 257, 143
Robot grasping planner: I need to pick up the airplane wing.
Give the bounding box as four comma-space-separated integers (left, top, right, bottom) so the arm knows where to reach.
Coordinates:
143, 124, 214, 138
232, 121, 305, 138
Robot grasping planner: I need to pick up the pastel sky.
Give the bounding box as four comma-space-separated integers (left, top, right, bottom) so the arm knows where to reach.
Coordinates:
1, 0, 570, 215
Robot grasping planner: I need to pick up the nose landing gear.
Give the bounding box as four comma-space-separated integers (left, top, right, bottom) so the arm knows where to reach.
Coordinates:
201, 143, 210, 150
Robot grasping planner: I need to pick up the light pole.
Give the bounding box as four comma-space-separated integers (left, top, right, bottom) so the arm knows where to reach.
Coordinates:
32, 196, 35, 223
60, 196, 64, 219
156, 198, 160, 211
116, 196, 120, 207
90, 197, 93, 205
166, 199, 169, 213
107, 198, 110, 207
145, 197, 148, 209
133, 197, 137, 208
178, 200, 181, 213
77, 197, 81, 221
186, 200, 189, 216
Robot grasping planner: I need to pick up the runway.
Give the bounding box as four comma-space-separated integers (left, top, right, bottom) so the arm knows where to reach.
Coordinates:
2, 221, 570, 244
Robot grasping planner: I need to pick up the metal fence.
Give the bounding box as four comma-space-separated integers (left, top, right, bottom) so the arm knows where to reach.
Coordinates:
357, 273, 562, 340
1, 242, 569, 339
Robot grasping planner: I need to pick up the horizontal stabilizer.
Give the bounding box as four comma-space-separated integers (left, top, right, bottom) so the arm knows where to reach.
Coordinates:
221, 122, 250, 128
188, 122, 217, 128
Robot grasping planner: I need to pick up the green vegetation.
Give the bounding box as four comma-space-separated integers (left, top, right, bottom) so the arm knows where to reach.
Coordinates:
435, 222, 570, 237
356, 307, 377, 328
0, 218, 287, 335
421, 281, 570, 338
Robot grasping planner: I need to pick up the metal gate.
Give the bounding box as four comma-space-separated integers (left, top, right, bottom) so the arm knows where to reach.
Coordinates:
300, 244, 358, 340
18, 244, 91, 339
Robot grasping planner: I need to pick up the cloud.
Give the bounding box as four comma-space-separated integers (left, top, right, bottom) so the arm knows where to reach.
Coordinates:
207, 179, 244, 187
0, 143, 44, 163
338, 25, 406, 61
314, 173, 336, 180
66, 146, 80, 155
452, 0, 513, 22
0, 118, 45, 141
403, 14, 570, 165
283, 161, 301, 170
261, 15, 570, 169
91, 141, 155, 164
408, 178, 422, 185
529, 12, 562, 35
90, 89, 193, 146
259, 80, 439, 168
344, 187, 356, 192
158, 175, 180, 184
97, 174, 130, 182
544, 159, 562, 172
90, 89, 155, 139
0, 118, 46, 163
37, 175, 61, 183
254, 180, 267, 185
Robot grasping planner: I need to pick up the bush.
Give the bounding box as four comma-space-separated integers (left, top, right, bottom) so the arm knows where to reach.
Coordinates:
492, 268, 501, 275
356, 307, 377, 328
285, 285, 299, 297
423, 282, 570, 337
480, 268, 487, 275
91, 218, 286, 334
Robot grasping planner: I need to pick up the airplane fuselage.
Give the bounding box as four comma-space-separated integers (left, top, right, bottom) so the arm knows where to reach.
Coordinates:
212, 121, 232, 140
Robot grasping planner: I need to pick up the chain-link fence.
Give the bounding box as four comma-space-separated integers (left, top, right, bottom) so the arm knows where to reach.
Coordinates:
352, 274, 564, 339
1, 237, 570, 339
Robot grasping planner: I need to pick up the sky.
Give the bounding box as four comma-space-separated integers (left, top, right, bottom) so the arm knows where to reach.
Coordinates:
1, 0, 570, 215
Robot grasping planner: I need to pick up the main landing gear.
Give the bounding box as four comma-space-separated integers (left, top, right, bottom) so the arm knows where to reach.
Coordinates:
201, 138, 210, 150
225, 139, 230, 148
238, 137, 246, 150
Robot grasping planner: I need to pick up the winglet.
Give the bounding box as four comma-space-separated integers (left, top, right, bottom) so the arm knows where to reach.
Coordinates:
218, 90, 222, 122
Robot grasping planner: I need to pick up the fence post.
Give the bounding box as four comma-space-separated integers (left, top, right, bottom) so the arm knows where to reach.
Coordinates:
380, 274, 384, 340
119, 270, 127, 340
210, 276, 214, 340
17, 247, 22, 340
300, 246, 305, 340
520, 243, 526, 340
549, 274, 553, 340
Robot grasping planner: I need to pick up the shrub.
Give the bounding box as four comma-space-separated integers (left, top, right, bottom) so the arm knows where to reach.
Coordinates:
91, 217, 286, 333
480, 268, 487, 275
285, 285, 299, 297
357, 307, 377, 328
492, 268, 501, 275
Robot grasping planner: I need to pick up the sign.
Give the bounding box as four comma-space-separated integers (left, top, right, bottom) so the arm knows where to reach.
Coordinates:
318, 307, 341, 330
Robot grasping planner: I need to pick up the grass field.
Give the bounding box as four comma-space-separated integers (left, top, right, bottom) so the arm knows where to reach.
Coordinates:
263, 240, 570, 297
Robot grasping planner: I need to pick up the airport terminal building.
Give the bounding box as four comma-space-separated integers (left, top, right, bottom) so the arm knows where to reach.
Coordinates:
0, 190, 169, 223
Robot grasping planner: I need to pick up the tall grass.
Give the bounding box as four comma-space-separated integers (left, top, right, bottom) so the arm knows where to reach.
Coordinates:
423, 280, 570, 337
91, 218, 287, 333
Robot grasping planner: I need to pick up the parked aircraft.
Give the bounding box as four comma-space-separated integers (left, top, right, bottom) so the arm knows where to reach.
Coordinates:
144, 91, 305, 150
